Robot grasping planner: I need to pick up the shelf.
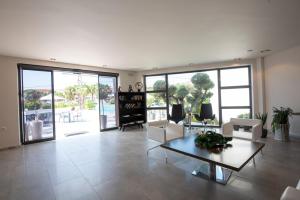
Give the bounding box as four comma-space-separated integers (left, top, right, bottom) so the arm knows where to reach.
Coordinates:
118, 92, 146, 131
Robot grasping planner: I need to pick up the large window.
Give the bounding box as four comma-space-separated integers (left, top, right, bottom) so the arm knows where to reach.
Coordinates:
167, 71, 219, 126
144, 66, 252, 126
220, 67, 252, 123
145, 75, 167, 122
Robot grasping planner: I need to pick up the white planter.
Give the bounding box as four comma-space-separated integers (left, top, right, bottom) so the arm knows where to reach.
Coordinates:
100, 115, 107, 129
30, 120, 43, 140
274, 124, 289, 142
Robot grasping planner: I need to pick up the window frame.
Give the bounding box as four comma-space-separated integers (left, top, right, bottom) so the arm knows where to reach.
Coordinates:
219, 66, 252, 124
144, 74, 168, 122
144, 65, 252, 127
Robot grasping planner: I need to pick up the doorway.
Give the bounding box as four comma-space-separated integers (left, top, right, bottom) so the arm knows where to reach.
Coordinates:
18, 64, 118, 144
54, 71, 100, 138
99, 75, 117, 131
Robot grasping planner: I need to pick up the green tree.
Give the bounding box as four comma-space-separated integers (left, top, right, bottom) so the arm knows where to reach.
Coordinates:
151, 73, 214, 114
153, 80, 166, 91
152, 80, 190, 108
152, 80, 167, 105
64, 86, 77, 101
85, 84, 98, 101
24, 89, 44, 101
187, 73, 214, 113
168, 84, 189, 106
99, 84, 112, 115
23, 89, 46, 110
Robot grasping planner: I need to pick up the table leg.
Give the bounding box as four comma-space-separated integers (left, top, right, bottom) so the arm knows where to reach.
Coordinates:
192, 162, 232, 185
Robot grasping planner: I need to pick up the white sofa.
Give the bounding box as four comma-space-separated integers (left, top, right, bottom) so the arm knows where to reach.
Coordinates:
280, 180, 300, 200
146, 120, 184, 162
222, 118, 262, 141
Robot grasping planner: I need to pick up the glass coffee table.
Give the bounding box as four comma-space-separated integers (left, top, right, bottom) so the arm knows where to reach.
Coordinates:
161, 134, 265, 184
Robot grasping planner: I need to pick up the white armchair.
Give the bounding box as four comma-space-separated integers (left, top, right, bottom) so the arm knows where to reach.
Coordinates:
222, 118, 262, 141
146, 120, 184, 162
280, 179, 300, 200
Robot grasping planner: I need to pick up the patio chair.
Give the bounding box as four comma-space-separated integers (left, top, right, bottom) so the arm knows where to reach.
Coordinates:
194, 103, 215, 128
168, 104, 186, 124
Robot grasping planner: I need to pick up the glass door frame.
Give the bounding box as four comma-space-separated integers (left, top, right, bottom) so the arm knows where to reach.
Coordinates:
98, 74, 119, 131
18, 65, 56, 144
18, 63, 119, 144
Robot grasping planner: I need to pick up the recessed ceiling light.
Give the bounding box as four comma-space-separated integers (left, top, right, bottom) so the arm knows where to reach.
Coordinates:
260, 49, 272, 53
49, 58, 56, 61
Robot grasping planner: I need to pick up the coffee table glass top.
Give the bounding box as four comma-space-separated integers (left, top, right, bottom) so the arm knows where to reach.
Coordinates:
161, 134, 265, 171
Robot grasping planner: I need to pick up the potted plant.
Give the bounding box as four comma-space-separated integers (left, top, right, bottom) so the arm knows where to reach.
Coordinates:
255, 113, 268, 138
99, 84, 112, 129
271, 107, 293, 141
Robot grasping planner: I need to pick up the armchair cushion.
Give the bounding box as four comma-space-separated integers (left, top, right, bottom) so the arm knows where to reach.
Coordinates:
147, 126, 166, 143
166, 123, 184, 141
222, 118, 262, 141
280, 186, 300, 200
147, 120, 184, 143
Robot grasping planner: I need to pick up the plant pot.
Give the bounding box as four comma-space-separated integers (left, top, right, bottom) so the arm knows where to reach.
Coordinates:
100, 115, 107, 129
233, 125, 240, 131
261, 128, 268, 138
274, 124, 289, 141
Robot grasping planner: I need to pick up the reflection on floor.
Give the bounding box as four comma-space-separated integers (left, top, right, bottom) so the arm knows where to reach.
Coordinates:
0, 129, 299, 200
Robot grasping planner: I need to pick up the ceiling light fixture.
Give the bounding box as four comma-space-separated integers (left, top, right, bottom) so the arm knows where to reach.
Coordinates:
247, 49, 254, 52
260, 49, 272, 53
49, 58, 56, 61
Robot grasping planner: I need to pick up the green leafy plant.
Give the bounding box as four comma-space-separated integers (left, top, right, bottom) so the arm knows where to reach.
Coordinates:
84, 99, 96, 110
237, 113, 250, 119
271, 107, 293, 132
255, 113, 268, 126
194, 130, 232, 148
255, 112, 268, 138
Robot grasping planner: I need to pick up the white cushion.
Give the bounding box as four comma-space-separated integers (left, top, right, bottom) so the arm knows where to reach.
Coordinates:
280, 186, 300, 200
230, 118, 262, 127
166, 123, 184, 141
232, 131, 253, 140
147, 120, 168, 128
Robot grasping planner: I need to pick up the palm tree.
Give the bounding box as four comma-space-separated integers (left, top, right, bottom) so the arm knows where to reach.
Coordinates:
64, 86, 77, 101
84, 84, 98, 101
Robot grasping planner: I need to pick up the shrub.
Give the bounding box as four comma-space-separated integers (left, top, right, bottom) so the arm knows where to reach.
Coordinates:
85, 100, 96, 110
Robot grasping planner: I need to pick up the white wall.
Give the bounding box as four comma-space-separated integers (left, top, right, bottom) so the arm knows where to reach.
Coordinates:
0, 55, 138, 149
264, 45, 300, 137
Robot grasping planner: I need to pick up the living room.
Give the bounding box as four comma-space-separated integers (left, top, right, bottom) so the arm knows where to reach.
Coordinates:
0, 0, 300, 200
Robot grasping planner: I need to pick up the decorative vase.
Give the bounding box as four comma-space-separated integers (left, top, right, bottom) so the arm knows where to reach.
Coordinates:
30, 120, 43, 140
100, 115, 107, 129
261, 128, 268, 138
274, 124, 289, 142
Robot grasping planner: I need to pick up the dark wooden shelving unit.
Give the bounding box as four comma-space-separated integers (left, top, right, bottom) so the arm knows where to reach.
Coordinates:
118, 92, 146, 131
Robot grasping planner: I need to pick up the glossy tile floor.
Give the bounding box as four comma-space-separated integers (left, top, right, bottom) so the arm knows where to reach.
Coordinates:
0, 129, 300, 200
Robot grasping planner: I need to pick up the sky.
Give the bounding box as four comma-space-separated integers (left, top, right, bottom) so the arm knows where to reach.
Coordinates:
23, 70, 114, 91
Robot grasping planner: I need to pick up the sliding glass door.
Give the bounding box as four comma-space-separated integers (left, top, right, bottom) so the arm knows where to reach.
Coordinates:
19, 64, 119, 144
99, 75, 118, 131
19, 68, 55, 144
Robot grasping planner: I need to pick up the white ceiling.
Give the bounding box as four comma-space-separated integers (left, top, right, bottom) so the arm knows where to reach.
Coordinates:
0, 0, 300, 71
